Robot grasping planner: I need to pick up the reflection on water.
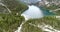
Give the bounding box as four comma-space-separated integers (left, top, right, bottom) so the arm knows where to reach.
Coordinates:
21, 5, 55, 20
21, 5, 43, 20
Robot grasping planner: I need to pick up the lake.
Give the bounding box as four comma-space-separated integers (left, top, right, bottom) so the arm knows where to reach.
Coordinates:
21, 5, 55, 20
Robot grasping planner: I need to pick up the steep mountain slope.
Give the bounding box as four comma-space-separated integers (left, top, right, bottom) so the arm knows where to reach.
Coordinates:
0, 0, 28, 32
21, 16, 60, 32
1, 0, 28, 14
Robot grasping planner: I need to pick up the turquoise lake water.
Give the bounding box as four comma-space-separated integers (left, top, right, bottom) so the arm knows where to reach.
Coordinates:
40, 7, 55, 16
21, 5, 55, 19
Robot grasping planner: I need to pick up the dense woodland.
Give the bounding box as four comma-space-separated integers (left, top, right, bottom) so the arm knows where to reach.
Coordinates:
0, 0, 28, 32
0, 0, 60, 32
20, 16, 60, 32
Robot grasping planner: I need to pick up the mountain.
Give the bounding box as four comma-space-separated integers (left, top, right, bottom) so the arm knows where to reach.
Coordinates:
0, 5, 9, 13
0, 0, 28, 14
20, 0, 41, 4
0, 0, 28, 32
0, 0, 60, 32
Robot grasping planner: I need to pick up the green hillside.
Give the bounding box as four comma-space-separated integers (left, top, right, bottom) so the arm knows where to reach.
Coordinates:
0, 0, 28, 32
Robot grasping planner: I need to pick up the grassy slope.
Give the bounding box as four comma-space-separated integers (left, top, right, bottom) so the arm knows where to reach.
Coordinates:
43, 4, 60, 15
1, 0, 28, 14
0, 14, 25, 32
21, 22, 43, 32
0, 0, 28, 32
26, 16, 60, 31
0, 0, 60, 32
54, 10, 60, 15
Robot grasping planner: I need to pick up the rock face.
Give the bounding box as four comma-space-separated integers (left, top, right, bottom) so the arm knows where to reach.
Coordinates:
20, 0, 41, 4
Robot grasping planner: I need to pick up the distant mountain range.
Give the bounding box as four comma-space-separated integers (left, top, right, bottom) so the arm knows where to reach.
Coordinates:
20, 0, 60, 6
20, 0, 41, 4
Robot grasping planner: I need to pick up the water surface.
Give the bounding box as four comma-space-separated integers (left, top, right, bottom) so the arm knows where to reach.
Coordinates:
21, 5, 44, 20
21, 5, 55, 20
